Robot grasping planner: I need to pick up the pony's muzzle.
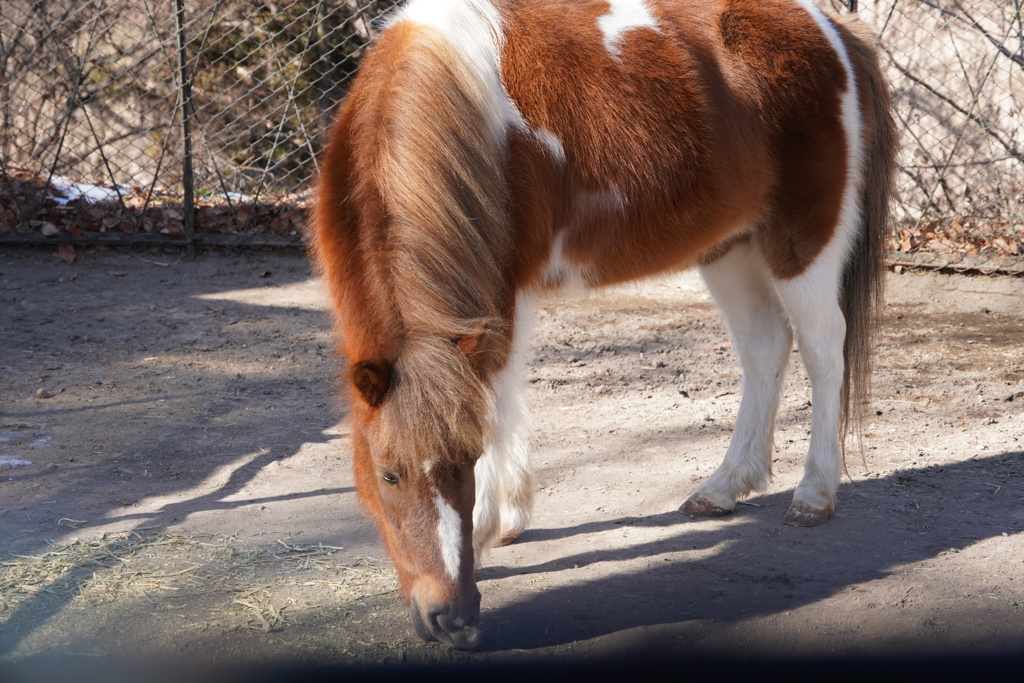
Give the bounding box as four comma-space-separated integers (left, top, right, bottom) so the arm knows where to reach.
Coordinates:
411, 591, 482, 650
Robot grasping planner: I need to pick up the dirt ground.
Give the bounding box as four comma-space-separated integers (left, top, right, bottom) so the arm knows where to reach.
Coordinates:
1, 247, 1022, 667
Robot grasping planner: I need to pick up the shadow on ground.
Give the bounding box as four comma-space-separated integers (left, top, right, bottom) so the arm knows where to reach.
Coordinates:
478, 450, 1024, 653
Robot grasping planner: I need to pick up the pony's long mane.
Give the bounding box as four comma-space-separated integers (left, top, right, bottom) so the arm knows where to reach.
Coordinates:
337, 20, 516, 466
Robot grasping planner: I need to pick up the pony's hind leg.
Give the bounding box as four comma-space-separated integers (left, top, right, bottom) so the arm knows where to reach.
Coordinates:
772, 250, 848, 526
681, 240, 793, 517
472, 294, 536, 565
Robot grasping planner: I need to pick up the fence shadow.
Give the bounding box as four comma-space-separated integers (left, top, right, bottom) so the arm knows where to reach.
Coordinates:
0, 248, 381, 657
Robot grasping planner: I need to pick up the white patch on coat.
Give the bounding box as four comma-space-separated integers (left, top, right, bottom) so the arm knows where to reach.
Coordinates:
534, 127, 565, 165
793, 0, 865, 267
434, 491, 463, 581
543, 186, 627, 292
543, 232, 590, 293
598, 0, 662, 57
398, 0, 527, 141
584, 185, 628, 217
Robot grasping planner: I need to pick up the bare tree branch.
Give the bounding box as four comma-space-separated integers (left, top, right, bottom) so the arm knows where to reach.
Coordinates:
887, 53, 1023, 164
918, 0, 1024, 70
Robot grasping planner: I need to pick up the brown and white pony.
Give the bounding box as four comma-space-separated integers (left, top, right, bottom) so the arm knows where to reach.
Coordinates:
311, 0, 897, 649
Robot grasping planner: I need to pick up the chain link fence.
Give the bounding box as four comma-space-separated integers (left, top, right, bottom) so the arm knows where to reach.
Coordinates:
1, 0, 397, 248
825, 0, 1023, 270
1, 1, 1022, 267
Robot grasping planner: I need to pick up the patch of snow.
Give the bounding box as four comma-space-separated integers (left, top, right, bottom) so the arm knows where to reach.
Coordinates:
0, 456, 32, 469
48, 175, 123, 205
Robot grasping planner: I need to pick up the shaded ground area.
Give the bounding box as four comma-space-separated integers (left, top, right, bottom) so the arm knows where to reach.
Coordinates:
1, 248, 1022, 665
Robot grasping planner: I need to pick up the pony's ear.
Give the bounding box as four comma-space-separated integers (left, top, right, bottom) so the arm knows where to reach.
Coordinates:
352, 360, 391, 407
455, 325, 490, 357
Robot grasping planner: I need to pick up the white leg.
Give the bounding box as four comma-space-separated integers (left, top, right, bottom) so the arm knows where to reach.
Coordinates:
773, 253, 847, 526
682, 242, 793, 516
473, 293, 536, 565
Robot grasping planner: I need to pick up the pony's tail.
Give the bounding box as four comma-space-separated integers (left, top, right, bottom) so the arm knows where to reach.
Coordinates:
840, 21, 899, 452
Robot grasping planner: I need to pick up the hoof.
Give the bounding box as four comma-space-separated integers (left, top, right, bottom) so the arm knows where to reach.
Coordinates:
496, 529, 523, 547
679, 495, 733, 518
783, 501, 832, 527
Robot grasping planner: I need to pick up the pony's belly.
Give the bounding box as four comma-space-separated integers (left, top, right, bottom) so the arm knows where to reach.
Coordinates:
540, 207, 754, 291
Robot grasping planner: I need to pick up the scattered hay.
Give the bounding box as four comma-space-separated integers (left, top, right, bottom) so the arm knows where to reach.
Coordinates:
1, 531, 213, 610
0, 530, 398, 628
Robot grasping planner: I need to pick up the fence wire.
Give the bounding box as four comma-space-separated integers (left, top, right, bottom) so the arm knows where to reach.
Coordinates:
824, 0, 1023, 262
1, 1, 1022, 262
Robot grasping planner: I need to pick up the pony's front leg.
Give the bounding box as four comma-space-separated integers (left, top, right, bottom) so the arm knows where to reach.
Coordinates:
472, 295, 536, 565
682, 242, 793, 516
473, 419, 533, 564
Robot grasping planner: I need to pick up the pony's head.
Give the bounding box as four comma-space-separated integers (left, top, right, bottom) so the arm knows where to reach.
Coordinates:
347, 331, 501, 649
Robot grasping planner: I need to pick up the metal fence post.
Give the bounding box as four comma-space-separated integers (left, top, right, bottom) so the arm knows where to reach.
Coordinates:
847, 1, 858, 11
175, 0, 196, 256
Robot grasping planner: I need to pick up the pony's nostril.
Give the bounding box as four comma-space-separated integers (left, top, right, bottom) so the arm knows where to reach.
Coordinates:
412, 590, 481, 648
433, 610, 450, 632
410, 599, 439, 643
428, 607, 445, 633
434, 611, 480, 649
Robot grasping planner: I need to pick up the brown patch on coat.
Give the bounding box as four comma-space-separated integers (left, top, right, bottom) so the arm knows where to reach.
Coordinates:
498, 0, 855, 286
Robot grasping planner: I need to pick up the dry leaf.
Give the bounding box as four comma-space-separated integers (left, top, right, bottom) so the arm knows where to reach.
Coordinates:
56, 244, 76, 264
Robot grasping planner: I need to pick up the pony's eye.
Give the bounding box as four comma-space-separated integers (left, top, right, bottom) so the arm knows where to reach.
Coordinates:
380, 470, 399, 486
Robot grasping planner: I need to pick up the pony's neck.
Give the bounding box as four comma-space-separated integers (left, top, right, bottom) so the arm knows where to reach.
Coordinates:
344, 17, 523, 467
350, 19, 515, 342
